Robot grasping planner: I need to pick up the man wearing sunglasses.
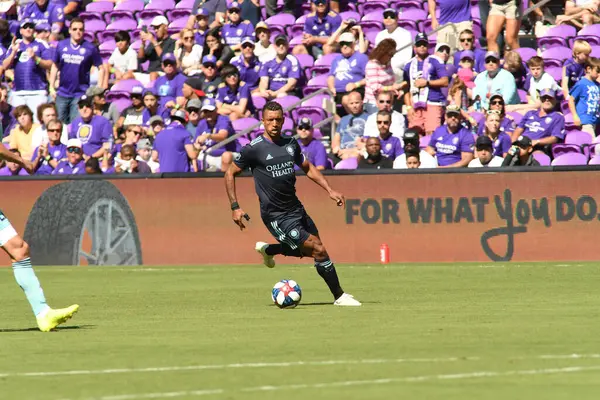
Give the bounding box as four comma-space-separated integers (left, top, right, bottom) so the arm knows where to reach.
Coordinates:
472, 51, 519, 110
231, 37, 261, 91
375, 8, 413, 77
52, 138, 86, 174
118, 86, 148, 130
426, 105, 474, 168
374, 110, 403, 160
68, 95, 112, 159
428, 0, 472, 53
453, 29, 486, 73
364, 91, 406, 139
192, 98, 236, 172
19, 0, 64, 41
153, 53, 187, 113
31, 119, 66, 175
221, 2, 254, 52
185, 98, 202, 135
297, 117, 327, 171
293, 0, 341, 58
195, 55, 222, 99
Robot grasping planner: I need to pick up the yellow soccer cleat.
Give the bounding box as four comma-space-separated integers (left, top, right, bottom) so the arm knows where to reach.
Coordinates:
36, 304, 80, 332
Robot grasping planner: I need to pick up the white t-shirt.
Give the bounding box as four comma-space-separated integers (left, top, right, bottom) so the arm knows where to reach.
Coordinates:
109, 47, 138, 73
363, 111, 406, 140
468, 156, 504, 168
175, 45, 203, 70
393, 150, 438, 168
375, 27, 413, 69
255, 42, 276, 63
527, 72, 560, 101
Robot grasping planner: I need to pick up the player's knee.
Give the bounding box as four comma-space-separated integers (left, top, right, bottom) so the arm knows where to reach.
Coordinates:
10, 238, 30, 261
312, 242, 328, 259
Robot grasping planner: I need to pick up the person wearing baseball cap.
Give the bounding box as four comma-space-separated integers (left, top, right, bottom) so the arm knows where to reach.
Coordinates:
152, 105, 196, 172
152, 53, 187, 112
231, 37, 261, 90
297, 117, 328, 170
19, 0, 63, 41
185, 98, 203, 134
292, 0, 341, 58
221, 1, 254, 52
393, 128, 438, 169
84, 85, 120, 127
256, 34, 301, 100
70, 95, 113, 158
188, 9, 209, 46
468, 135, 504, 168
138, 15, 176, 81
254, 21, 276, 62
456, 50, 476, 89
52, 138, 86, 175
472, 50, 519, 109
501, 135, 541, 167
375, 8, 412, 80
510, 88, 565, 152
196, 55, 222, 99
135, 137, 160, 173
118, 86, 147, 130
425, 105, 474, 168
404, 32, 449, 135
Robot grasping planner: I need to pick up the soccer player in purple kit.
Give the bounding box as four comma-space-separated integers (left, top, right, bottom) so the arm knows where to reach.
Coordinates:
153, 53, 187, 112
225, 101, 361, 306
297, 117, 327, 170
20, 0, 65, 40
426, 105, 475, 167
221, 2, 254, 52
230, 37, 261, 91
50, 18, 107, 124
68, 95, 112, 158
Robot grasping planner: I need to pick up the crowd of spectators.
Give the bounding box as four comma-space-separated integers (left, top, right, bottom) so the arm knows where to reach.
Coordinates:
0, 0, 597, 175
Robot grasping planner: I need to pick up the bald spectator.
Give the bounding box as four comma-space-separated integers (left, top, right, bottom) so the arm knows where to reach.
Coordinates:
331, 91, 369, 161
358, 137, 393, 169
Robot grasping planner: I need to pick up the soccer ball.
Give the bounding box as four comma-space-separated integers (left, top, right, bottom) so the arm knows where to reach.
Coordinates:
272, 279, 302, 309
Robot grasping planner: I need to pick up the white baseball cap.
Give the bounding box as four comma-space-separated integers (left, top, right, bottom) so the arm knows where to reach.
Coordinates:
151, 16, 169, 27
338, 32, 355, 43
66, 138, 83, 149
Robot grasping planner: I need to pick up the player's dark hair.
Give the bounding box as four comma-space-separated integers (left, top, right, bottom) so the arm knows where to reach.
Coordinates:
115, 30, 131, 43
220, 65, 239, 80
263, 101, 283, 116
70, 17, 85, 28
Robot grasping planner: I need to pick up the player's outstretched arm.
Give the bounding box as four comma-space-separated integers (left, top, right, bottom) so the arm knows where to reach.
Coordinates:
300, 159, 345, 208
225, 162, 250, 230
0, 143, 34, 174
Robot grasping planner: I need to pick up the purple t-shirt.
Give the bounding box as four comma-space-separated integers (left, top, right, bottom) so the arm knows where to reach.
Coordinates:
21, 1, 64, 29
518, 110, 566, 141
195, 115, 236, 156
222, 21, 254, 46
231, 54, 261, 90
437, 0, 471, 24
403, 56, 448, 104
259, 55, 301, 92
52, 159, 86, 174
0, 105, 15, 138
0, 166, 29, 176
69, 115, 112, 156
477, 116, 516, 136
453, 48, 486, 73
479, 133, 511, 157
216, 82, 255, 113
10, 40, 51, 92
329, 52, 368, 93
429, 125, 475, 166
303, 11, 342, 40
53, 39, 103, 97
0, 44, 7, 64
564, 57, 585, 90
32, 142, 67, 175
153, 121, 192, 172
379, 135, 404, 159
153, 73, 186, 109
299, 138, 327, 169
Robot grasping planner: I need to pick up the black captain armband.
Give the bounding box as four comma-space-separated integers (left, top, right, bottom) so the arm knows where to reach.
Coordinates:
231, 202, 240, 211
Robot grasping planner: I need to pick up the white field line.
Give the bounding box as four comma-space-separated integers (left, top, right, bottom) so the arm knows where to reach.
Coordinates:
58, 365, 600, 400
0, 357, 478, 379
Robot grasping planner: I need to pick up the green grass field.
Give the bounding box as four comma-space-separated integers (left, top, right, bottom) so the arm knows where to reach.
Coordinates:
2, 263, 600, 400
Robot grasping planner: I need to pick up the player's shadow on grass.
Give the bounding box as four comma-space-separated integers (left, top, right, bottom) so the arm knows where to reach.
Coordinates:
0, 324, 95, 333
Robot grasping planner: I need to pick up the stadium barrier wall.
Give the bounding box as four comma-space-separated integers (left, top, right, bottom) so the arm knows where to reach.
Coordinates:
1, 168, 599, 265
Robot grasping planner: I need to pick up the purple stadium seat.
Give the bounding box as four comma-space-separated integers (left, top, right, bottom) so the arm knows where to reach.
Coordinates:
545, 66, 562, 83
589, 156, 600, 165
551, 152, 589, 166
334, 158, 358, 170
84, 32, 95, 42
362, 11, 384, 23
565, 130, 593, 146
79, 12, 106, 24
145, 0, 175, 11
85, 1, 114, 12
538, 25, 576, 49
303, 74, 329, 97
339, 11, 361, 21
138, 9, 165, 20
517, 89, 527, 103
167, 9, 191, 20
115, 0, 144, 11
111, 98, 133, 114
97, 31, 117, 42
292, 107, 328, 127
564, 113, 578, 131
287, 23, 304, 39
552, 143, 583, 158
308, 53, 340, 76
105, 91, 130, 102
295, 14, 308, 24
273, 95, 301, 111
514, 47, 537, 63
533, 152, 551, 166
107, 19, 137, 31
266, 13, 295, 27
469, 111, 485, 125
359, 1, 388, 15
390, 0, 423, 12
541, 46, 571, 64
506, 112, 523, 125
130, 39, 143, 51
232, 117, 260, 133
106, 10, 135, 23
84, 20, 106, 33
169, 16, 189, 30
100, 49, 111, 64
591, 46, 600, 58
399, 8, 428, 22
176, 0, 195, 8
359, 20, 384, 36
99, 40, 117, 51
252, 96, 266, 111
112, 79, 144, 92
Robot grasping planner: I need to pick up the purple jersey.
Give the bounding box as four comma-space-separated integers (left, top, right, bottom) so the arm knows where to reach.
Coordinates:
0, 105, 15, 138
484, 133, 512, 157
564, 57, 585, 90
222, 21, 254, 46
403, 57, 449, 104
518, 110, 566, 141
453, 48, 486, 73
21, 1, 64, 30
32, 143, 67, 175
0, 166, 29, 176
195, 115, 236, 156
53, 39, 103, 97
329, 52, 368, 93
299, 138, 327, 169
52, 159, 86, 174
69, 115, 112, 156
0, 44, 7, 64
379, 135, 404, 159
231, 54, 261, 90
153, 121, 192, 172
437, 0, 471, 24
10, 40, 51, 92
153, 73, 186, 109
429, 125, 475, 166
216, 82, 255, 113
477, 115, 516, 136
194, 31, 206, 46
259, 55, 301, 92
303, 11, 342, 41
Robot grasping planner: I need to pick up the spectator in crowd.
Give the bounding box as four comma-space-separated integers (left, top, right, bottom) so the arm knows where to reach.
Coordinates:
114, 125, 143, 155
142, 90, 164, 124
358, 137, 393, 169
136, 138, 160, 173
447, 73, 477, 124
112, 144, 152, 174
568, 57, 600, 138
193, 98, 236, 172
222, 2, 254, 52
31, 118, 65, 175
502, 135, 541, 166
31, 103, 67, 148
327, 20, 368, 54
468, 135, 504, 167
374, 110, 403, 160
7, 105, 39, 161
109, 31, 137, 83
429, 0, 472, 51
518, 56, 560, 112
69, 95, 112, 158
216, 65, 255, 121
175, 28, 203, 76
364, 91, 406, 139
479, 109, 511, 157
0, 85, 15, 138
511, 89, 565, 150
503, 50, 528, 90
472, 51, 519, 110
118, 86, 148, 129
486, 0, 521, 53
328, 32, 368, 115
186, 98, 202, 135
364, 39, 404, 109
561, 40, 591, 98
2, 20, 53, 119
34, 24, 53, 58
297, 117, 328, 170
394, 128, 438, 168
153, 109, 196, 172
375, 8, 413, 78
403, 33, 449, 135
0, 149, 29, 176
86, 86, 120, 127
202, 28, 234, 70
556, 0, 600, 27
50, 18, 106, 124
186, 8, 209, 47
182, 77, 207, 105
405, 149, 421, 169
85, 157, 103, 174
231, 37, 261, 91
453, 29, 486, 73
426, 105, 474, 167
192, 55, 222, 99
331, 91, 368, 161
153, 53, 187, 112
257, 35, 301, 99
147, 115, 165, 137
20, 0, 64, 41
293, 0, 341, 57
477, 94, 516, 136
254, 22, 276, 63
52, 138, 86, 174
191, 0, 227, 28
139, 16, 177, 82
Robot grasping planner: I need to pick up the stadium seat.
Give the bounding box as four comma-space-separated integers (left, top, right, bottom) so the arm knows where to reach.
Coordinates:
420, 135, 431, 149
112, 79, 144, 92
303, 74, 329, 97
84, 20, 107, 33
334, 158, 358, 170
514, 47, 538, 63
541, 46, 571, 66
589, 156, 600, 165
533, 152, 551, 166
265, 13, 295, 27
359, 1, 388, 15
232, 117, 260, 134
507, 112, 523, 125
85, 1, 114, 13
79, 12, 107, 24
537, 25, 576, 50
551, 153, 589, 166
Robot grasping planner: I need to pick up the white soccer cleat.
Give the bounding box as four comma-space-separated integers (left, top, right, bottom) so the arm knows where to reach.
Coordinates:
255, 241, 275, 268
334, 293, 362, 307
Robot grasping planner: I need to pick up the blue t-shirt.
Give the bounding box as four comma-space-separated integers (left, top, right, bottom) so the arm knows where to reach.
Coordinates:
518, 110, 566, 141
329, 52, 368, 93
259, 55, 301, 92
231, 54, 261, 90
429, 125, 475, 166
570, 77, 600, 125
153, 73, 187, 110
222, 21, 254, 46
195, 115, 236, 156
153, 121, 192, 172
337, 112, 369, 149
69, 115, 112, 156
10, 39, 51, 92
53, 39, 103, 97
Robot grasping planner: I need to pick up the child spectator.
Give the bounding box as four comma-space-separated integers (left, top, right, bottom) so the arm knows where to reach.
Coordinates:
503, 51, 528, 90
562, 39, 592, 99
568, 57, 600, 138
456, 50, 476, 90
525, 56, 560, 104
